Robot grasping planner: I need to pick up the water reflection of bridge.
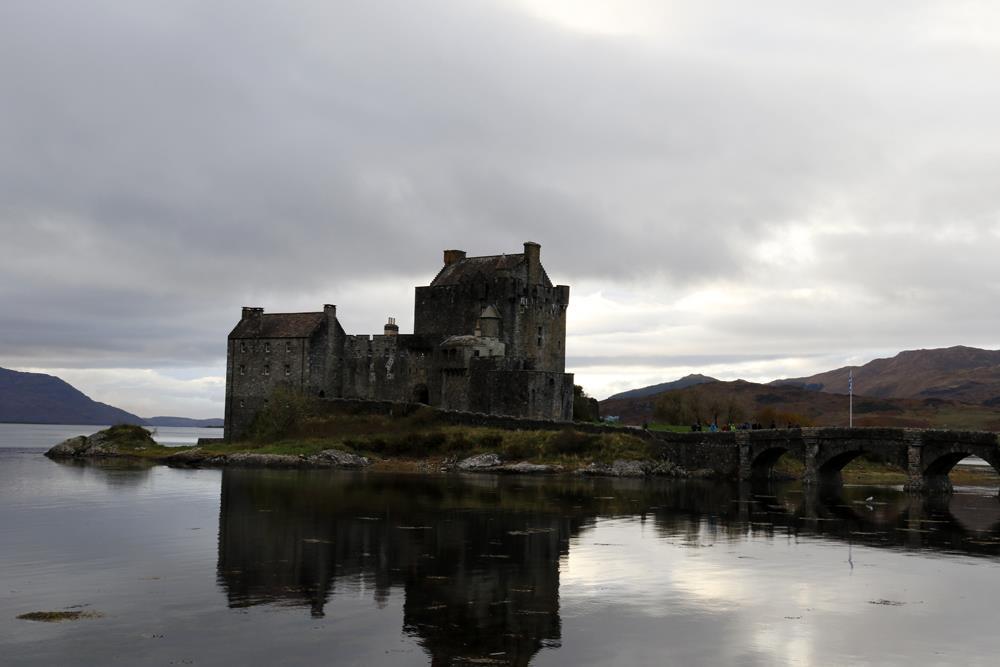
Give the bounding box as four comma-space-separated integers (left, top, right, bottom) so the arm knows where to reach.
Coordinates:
216, 471, 1000, 664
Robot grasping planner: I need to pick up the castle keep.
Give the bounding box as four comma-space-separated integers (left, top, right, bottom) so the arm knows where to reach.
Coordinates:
225, 242, 573, 440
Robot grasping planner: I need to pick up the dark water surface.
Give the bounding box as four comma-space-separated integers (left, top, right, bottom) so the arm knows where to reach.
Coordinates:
3, 432, 1000, 665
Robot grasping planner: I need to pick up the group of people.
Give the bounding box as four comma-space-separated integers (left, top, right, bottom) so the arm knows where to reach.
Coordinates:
690, 420, 781, 432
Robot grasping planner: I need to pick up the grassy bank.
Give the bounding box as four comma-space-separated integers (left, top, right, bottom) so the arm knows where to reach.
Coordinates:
60, 412, 654, 471
203, 410, 654, 469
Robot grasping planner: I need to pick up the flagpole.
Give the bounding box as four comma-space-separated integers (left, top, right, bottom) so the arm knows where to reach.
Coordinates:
849, 369, 853, 428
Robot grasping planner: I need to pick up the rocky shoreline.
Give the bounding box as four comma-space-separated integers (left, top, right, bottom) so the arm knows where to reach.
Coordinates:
44, 429, 700, 478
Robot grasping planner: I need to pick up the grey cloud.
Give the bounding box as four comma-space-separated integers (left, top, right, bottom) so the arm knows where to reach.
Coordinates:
1, 0, 999, 399
568, 353, 807, 369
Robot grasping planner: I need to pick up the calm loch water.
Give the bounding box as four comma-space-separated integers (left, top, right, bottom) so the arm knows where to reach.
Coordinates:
3, 425, 1000, 665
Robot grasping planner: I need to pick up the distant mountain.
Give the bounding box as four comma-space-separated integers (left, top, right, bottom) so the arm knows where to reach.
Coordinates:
0, 367, 222, 427
0, 367, 143, 425
771, 346, 1000, 406
605, 374, 718, 401
599, 378, 1000, 431
144, 416, 224, 428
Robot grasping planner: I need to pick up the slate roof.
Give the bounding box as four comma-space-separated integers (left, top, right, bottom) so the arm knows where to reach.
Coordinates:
229, 312, 325, 339
429, 253, 552, 287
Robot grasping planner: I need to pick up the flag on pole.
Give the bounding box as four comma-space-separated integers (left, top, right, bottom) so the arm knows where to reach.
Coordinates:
849, 369, 854, 428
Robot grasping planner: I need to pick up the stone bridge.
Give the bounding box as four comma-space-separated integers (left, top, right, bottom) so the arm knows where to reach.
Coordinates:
653, 427, 1000, 493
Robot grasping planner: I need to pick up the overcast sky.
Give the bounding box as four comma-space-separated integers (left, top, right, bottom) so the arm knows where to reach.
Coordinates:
3, 1, 1000, 418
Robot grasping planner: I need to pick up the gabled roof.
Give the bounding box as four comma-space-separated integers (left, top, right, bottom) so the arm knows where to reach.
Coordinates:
229, 312, 325, 339
429, 253, 552, 287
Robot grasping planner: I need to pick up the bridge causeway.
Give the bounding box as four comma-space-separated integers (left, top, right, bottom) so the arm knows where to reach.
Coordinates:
651, 427, 1000, 493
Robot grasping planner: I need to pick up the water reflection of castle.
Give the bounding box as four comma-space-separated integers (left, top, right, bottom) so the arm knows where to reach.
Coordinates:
216, 471, 1000, 664
217, 471, 588, 665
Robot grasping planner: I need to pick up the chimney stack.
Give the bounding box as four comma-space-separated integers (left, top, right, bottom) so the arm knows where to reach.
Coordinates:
384, 316, 399, 336
323, 304, 337, 331
443, 249, 467, 266
524, 241, 541, 285
241, 306, 263, 333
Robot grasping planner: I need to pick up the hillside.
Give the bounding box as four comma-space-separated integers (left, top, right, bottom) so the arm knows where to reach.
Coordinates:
605, 374, 717, 401
0, 367, 143, 425
599, 379, 1000, 431
0, 367, 223, 427
772, 346, 1000, 405
144, 416, 225, 428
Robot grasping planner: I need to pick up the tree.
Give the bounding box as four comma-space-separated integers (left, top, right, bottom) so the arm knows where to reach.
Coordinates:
573, 385, 600, 422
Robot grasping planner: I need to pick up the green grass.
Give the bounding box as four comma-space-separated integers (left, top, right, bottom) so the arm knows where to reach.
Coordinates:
646, 423, 696, 433
196, 421, 652, 466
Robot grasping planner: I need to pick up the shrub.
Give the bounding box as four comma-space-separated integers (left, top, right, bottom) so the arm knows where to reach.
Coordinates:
501, 439, 538, 461
249, 386, 317, 442
547, 429, 599, 457
443, 433, 476, 455
477, 434, 504, 451
407, 407, 440, 427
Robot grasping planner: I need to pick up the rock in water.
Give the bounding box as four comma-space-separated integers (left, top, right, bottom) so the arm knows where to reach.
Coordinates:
579, 460, 649, 477
308, 449, 371, 468
457, 453, 503, 471
45, 435, 90, 459
45, 425, 157, 459
499, 462, 561, 474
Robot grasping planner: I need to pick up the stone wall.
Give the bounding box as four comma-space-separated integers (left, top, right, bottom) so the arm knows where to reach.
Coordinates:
340, 334, 435, 403
225, 336, 319, 441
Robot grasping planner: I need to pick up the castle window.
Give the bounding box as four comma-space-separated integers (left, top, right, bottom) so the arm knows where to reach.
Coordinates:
284, 365, 291, 376
538, 326, 542, 335
473, 350, 480, 357
263, 365, 270, 376
239, 365, 246, 376
238, 399, 245, 408
537, 337, 542, 346
264, 342, 271, 353
240, 342, 246, 353
549, 378, 555, 387
285, 341, 291, 353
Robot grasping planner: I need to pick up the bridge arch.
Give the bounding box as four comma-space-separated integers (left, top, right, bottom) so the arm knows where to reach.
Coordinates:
810, 436, 910, 486
748, 446, 793, 480
918, 442, 1000, 493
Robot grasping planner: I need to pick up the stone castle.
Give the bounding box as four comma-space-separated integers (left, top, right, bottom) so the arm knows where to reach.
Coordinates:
225, 242, 573, 440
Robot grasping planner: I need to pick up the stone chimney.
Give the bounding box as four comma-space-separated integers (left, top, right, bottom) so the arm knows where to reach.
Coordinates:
384, 316, 399, 336
443, 249, 467, 266
524, 241, 541, 285
323, 304, 337, 330
241, 307, 263, 333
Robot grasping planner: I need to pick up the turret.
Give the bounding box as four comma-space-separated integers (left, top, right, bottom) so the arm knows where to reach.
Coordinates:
477, 305, 501, 338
